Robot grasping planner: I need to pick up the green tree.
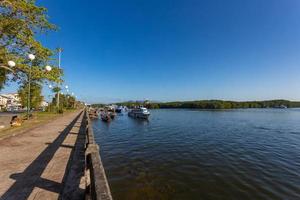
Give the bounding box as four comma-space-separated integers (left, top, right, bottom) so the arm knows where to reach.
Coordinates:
0, 0, 62, 90
51, 86, 61, 108
18, 82, 43, 110
66, 95, 76, 109
51, 91, 76, 110
0, 69, 7, 90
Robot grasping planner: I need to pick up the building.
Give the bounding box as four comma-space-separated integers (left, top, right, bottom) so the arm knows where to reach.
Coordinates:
0, 93, 22, 111
0, 95, 9, 110
40, 100, 49, 108
0, 93, 51, 111
40, 100, 49, 111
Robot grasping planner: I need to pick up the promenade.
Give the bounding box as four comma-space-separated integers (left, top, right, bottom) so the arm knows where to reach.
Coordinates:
0, 110, 86, 200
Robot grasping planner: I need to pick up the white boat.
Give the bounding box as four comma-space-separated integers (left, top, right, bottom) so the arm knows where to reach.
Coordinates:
274, 105, 288, 109
128, 107, 150, 119
115, 106, 123, 113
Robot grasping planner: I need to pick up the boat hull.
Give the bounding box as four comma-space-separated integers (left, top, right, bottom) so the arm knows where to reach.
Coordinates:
110, 112, 116, 119
101, 113, 111, 122
115, 109, 122, 113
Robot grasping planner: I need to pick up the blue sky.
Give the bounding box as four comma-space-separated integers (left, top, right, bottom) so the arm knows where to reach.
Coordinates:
3, 0, 300, 103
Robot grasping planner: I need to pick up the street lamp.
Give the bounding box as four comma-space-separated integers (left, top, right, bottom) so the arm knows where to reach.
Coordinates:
0, 60, 16, 72
28, 54, 35, 60
7, 61, 16, 67
27, 54, 35, 119
26, 54, 52, 119
1, 57, 53, 117
45, 65, 52, 72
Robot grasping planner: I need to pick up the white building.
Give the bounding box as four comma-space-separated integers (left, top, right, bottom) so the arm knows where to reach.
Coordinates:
0, 93, 22, 111
0, 95, 9, 110
0, 93, 51, 111
40, 100, 49, 107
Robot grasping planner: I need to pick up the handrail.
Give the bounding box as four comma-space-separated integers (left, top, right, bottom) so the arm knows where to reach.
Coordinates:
85, 108, 112, 200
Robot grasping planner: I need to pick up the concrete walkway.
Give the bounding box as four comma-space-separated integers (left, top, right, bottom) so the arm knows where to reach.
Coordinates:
0, 110, 86, 200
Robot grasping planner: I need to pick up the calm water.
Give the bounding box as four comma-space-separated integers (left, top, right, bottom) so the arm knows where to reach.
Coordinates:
93, 109, 300, 200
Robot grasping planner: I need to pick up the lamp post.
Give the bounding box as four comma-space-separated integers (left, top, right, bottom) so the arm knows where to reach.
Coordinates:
48, 84, 54, 112
3, 59, 31, 118
27, 54, 35, 119
65, 85, 69, 96
1, 58, 52, 117
26, 54, 52, 119
71, 92, 75, 108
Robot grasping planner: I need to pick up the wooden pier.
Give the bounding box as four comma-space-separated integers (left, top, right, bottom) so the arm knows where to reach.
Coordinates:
0, 109, 112, 200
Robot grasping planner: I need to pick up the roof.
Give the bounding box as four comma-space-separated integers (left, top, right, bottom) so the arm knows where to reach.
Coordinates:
0, 95, 9, 99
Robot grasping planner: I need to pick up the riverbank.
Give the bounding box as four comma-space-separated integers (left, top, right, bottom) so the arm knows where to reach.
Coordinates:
0, 110, 78, 140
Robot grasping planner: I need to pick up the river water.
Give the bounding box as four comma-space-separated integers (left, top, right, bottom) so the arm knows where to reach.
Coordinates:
93, 109, 300, 200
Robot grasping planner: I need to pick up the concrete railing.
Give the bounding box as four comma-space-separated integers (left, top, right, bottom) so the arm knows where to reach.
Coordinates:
85, 109, 113, 200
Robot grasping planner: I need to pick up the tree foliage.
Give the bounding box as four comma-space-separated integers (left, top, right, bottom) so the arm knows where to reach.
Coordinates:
157, 100, 300, 109
52, 86, 61, 93
18, 81, 43, 110
0, 0, 62, 90
0, 69, 7, 90
52, 93, 76, 109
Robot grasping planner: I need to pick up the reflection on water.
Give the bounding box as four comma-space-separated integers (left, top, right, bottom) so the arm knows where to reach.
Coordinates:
93, 109, 300, 200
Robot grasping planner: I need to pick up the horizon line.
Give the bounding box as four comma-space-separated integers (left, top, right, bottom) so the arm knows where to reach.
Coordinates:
90, 98, 300, 104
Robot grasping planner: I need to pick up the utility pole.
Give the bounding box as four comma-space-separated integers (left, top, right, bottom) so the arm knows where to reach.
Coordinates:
56, 48, 62, 109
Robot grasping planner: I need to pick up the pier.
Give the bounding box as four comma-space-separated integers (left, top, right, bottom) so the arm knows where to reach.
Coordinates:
0, 109, 112, 200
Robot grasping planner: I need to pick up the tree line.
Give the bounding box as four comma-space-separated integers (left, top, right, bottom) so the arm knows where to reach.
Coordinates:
93, 100, 300, 109
155, 100, 300, 109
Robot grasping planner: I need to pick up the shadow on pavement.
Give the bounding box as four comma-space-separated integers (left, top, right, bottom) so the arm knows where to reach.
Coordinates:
1, 111, 84, 200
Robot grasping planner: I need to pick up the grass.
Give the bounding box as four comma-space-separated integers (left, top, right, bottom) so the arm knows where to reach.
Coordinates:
0, 109, 78, 139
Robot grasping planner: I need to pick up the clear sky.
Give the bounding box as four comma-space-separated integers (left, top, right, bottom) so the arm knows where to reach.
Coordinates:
3, 0, 300, 103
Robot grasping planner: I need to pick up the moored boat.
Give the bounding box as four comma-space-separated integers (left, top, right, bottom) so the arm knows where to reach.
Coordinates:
128, 107, 150, 119
101, 112, 111, 122
115, 106, 123, 113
